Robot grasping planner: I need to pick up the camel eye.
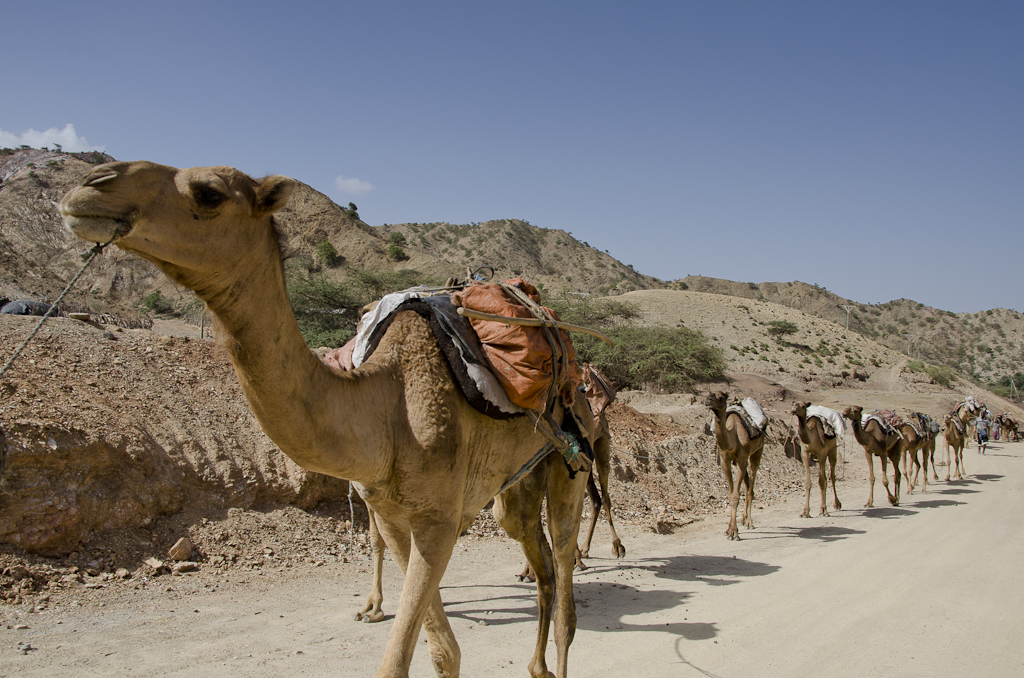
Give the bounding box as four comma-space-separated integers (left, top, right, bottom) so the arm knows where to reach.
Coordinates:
196, 187, 224, 207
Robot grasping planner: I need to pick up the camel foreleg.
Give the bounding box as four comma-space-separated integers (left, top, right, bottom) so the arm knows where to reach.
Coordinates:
494, 463, 556, 678
742, 447, 762, 530
372, 516, 460, 678
800, 449, 813, 518
864, 449, 876, 508
720, 455, 740, 540
545, 455, 588, 678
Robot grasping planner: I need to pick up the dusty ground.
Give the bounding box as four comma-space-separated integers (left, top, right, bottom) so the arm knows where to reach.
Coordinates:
2, 437, 1019, 677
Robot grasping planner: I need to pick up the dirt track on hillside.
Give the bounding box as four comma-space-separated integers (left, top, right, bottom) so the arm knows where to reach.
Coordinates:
3, 439, 1020, 678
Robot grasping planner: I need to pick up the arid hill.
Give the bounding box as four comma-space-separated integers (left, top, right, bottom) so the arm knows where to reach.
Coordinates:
678, 276, 1024, 386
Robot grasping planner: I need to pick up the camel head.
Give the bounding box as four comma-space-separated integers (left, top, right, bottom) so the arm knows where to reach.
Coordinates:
842, 405, 862, 422
60, 161, 296, 295
791, 401, 810, 418
704, 391, 728, 414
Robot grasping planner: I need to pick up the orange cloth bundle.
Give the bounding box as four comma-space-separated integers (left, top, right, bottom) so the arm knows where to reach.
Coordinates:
452, 278, 581, 411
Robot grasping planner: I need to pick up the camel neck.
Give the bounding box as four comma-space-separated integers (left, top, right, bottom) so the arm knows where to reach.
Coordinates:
202, 233, 384, 481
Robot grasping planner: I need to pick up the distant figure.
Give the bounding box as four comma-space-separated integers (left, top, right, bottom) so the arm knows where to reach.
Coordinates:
975, 416, 989, 454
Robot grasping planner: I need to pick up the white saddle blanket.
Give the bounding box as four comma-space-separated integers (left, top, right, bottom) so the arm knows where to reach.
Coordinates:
807, 405, 845, 438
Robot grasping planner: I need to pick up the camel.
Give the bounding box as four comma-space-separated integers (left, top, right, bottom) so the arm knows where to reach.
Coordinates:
998, 413, 1019, 442
790, 402, 841, 518
60, 161, 594, 678
899, 415, 932, 494
843, 406, 902, 507
704, 392, 764, 540
943, 414, 966, 481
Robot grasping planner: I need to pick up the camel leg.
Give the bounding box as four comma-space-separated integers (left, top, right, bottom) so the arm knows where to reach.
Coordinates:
864, 449, 876, 508
880, 452, 897, 506
720, 457, 740, 540
743, 448, 762, 530
800, 449, 813, 518
887, 450, 902, 506
494, 464, 556, 678
828, 448, 842, 511
578, 474, 601, 561
944, 439, 952, 482
921, 447, 930, 493
544, 456, 587, 678
907, 450, 919, 494
817, 452, 829, 516
586, 434, 625, 559
930, 446, 938, 481
355, 507, 387, 623
372, 517, 460, 678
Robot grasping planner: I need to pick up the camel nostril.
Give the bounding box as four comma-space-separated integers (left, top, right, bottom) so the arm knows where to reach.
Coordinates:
82, 171, 118, 187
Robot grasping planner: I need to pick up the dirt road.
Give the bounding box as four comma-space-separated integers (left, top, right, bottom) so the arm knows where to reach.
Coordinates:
3, 440, 1021, 677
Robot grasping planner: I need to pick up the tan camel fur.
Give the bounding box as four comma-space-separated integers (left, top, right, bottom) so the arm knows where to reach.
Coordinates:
704, 392, 764, 540
998, 414, 1018, 442
943, 414, 966, 481
790, 402, 841, 517
357, 416, 623, 621
843, 406, 902, 507
61, 161, 593, 678
898, 420, 930, 494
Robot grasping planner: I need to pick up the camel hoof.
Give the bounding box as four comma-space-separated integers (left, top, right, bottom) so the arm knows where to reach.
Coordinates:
820, 510, 829, 517
834, 500, 842, 510
800, 512, 810, 518
612, 540, 625, 558
580, 549, 590, 559
354, 609, 385, 623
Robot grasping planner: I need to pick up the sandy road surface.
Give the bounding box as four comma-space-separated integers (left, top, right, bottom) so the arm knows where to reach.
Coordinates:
2, 440, 1021, 678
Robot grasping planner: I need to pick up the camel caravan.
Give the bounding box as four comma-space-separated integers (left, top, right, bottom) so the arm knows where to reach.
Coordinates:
59, 161, 1015, 677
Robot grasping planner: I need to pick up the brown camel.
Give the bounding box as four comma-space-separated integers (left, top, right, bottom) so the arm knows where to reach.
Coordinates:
704, 392, 764, 540
61, 161, 594, 678
843, 406, 902, 507
790, 402, 841, 517
899, 416, 931, 494
943, 414, 967, 481
998, 413, 1019, 442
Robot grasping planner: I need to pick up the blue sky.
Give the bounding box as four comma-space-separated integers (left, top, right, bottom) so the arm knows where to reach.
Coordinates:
2, 1, 1021, 313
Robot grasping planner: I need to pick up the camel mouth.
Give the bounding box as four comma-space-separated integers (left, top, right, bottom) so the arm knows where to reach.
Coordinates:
61, 212, 134, 244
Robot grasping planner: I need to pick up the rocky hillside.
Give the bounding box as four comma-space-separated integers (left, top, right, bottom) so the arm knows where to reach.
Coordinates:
377, 220, 665, 297
678, 276, 1024, 386
0, 149, 660, 324
1, 147, 1018, 389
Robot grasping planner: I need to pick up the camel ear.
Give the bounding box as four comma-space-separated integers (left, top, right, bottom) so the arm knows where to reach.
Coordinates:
255, 176, 296, 216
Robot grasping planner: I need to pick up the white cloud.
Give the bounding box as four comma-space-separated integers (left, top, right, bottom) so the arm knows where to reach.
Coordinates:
0, 123, 104, 152
334, 174, 374, 195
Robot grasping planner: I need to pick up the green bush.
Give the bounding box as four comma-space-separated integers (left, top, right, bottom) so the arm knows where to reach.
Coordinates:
142, 292, 174, 314
926, 365, 954, 387
387, 244, 407, 261
388, 231, 407, 246
547, 294, 723, 392
904, 359, 926, 373
287, 268, 439, 348
315, 240, 339, 267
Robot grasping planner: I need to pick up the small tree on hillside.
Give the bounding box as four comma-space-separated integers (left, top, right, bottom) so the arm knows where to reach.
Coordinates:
766, 320, 799, 341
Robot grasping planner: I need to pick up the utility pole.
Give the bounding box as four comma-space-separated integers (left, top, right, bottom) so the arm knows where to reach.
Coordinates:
839, 305, 855, 334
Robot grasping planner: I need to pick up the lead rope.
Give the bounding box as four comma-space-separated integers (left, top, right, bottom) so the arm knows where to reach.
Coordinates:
0, 236, 117, 383
0, 236, 116, 481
